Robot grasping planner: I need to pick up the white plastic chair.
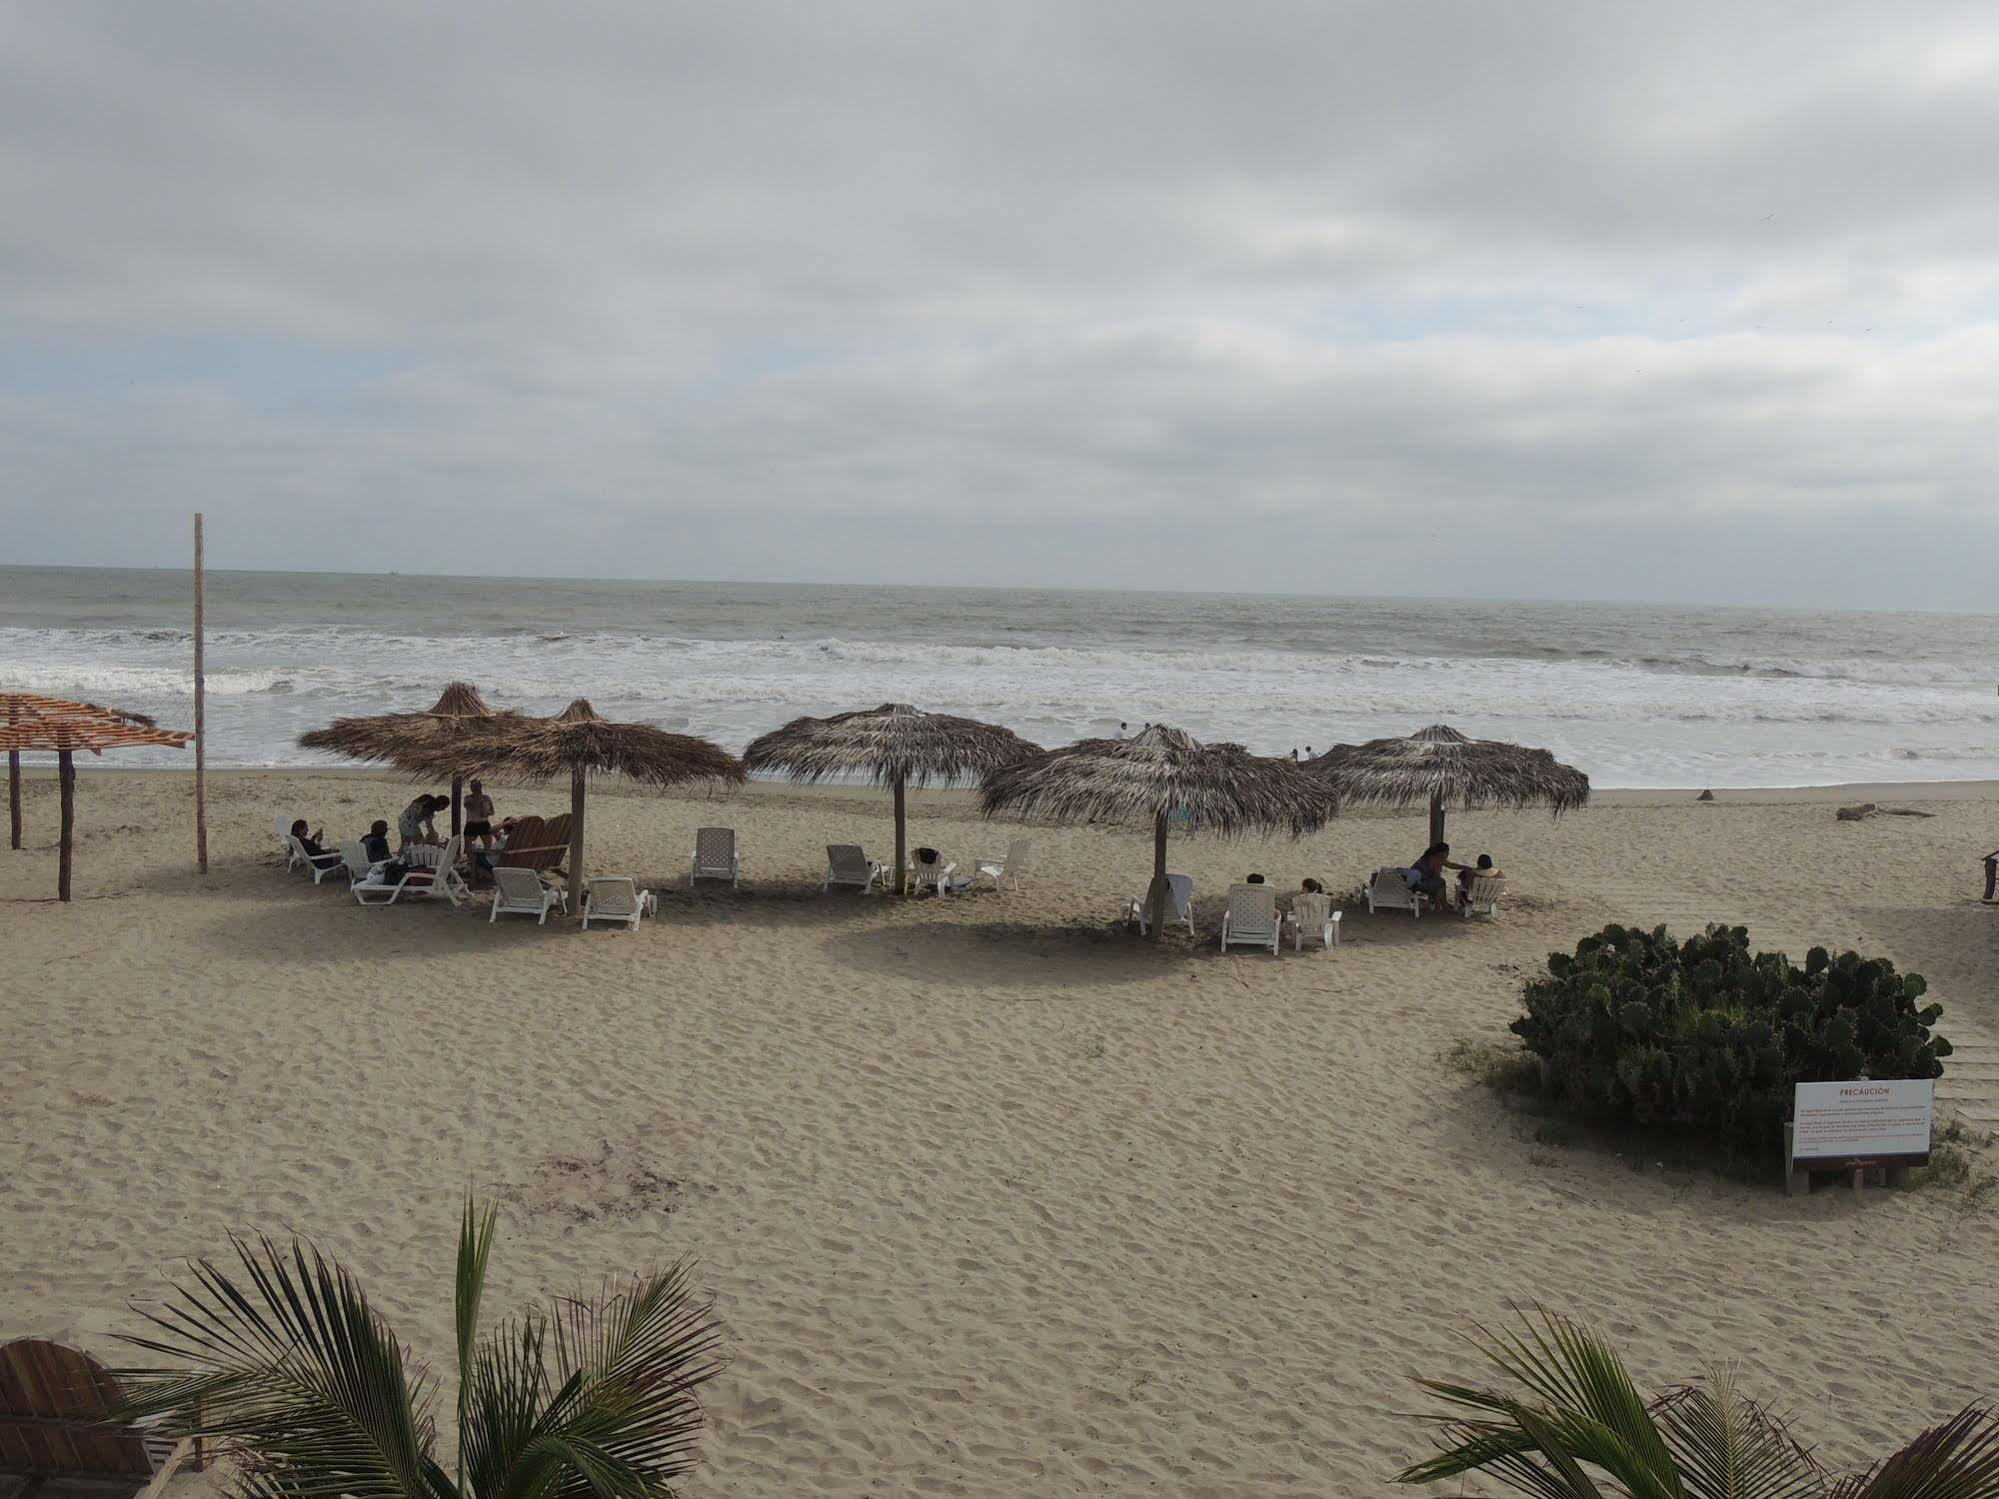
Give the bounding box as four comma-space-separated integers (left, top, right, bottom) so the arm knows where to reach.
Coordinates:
824, 845, 885, 892
274, 816, 297, 865
1460, 874, 1506, 919
491, 866, 567, 925
286, 834, 344, 884
355, 836, 468, 907
1220, 883, 1281, 955
1125, 873, 1194, 935
908, 849, 960, 895
1364, 866, 1426, 917
974, 839, 1031, 891
1286, 892, 1342, 950
689, 827, 740, 887
582, 876, 655, 931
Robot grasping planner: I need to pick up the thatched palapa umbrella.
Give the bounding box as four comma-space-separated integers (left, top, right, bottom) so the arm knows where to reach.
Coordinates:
421, 699, 743, 907
981, 724, 1334, 942
299, 682, 508, 834
742, 703, 1036, 896
1, 693, 193, 900
1307, 723, 1589, 847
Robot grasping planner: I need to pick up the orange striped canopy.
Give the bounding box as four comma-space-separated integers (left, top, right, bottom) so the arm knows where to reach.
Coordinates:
0, 693, 193, 755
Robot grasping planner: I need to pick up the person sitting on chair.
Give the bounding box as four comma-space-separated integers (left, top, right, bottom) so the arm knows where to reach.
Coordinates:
1457, 852, 1502, 898
289, 818, 332, 862
1402, 842, 1467, 908
362, 819, 393, 865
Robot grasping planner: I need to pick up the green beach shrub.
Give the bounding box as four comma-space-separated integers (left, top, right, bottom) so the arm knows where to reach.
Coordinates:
1509, 922, 1947, 1155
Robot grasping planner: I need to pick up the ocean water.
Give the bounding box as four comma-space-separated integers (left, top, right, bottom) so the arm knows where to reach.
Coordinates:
3, 565, 1996, 788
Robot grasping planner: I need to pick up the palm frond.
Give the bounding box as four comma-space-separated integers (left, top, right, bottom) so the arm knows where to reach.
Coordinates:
114, 1234, 447, 1499
455, 1200, 499, 1487
1833, 1406, 1999, 1499
1654, 1368, 1825, 1499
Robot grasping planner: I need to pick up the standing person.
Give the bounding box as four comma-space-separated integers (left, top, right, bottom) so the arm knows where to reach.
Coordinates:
398, 792, 446, 851
1113, 722, 1128, 740
462, 779, 497, 848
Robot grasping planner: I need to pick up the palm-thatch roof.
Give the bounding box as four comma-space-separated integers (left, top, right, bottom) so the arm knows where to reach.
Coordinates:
2, 692, 192, 900
1305, 723, 1588, 844
413, 698, 744, 905
743, 702, 1034, 788
980, 724, 1333, 940
742, 703, 1037, 895
434, 698, 745, 790
298, 682, 514, 833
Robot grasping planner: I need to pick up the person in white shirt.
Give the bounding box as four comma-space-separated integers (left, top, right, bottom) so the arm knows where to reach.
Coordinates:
1113, 722, 1128, 740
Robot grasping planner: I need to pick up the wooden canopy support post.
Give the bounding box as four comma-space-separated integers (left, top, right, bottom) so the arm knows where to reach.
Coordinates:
57, 749, 75, 902
7, 748, 18, 850
892, 774, 908, 898
567, 769, 586, 909
1146, 811, 1169, 942
1429, 792, 1446, 850
451, 774, 464, 837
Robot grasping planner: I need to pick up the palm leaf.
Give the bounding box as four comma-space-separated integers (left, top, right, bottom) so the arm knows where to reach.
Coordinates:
455, 1200, 499, 1488
1653, 1369, 1825, 1499
1834, 1407, 1999, 1499
114, 1234, 449, 1499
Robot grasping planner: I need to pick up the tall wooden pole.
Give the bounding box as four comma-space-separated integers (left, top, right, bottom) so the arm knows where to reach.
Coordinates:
194, 513, 208, 874
7, 749, 19, 849
1428, 791, 1446, 850
1146, 811, 1169, 942
892, 774, 907, 898
567, 769, 586, 910
57, 748, 75, 902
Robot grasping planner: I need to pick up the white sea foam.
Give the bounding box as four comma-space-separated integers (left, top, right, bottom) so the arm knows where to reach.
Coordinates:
4, 572, 1997, 786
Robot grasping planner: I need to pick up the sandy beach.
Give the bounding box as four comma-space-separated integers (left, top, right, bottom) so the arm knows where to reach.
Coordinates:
4, 767, 1997, 1497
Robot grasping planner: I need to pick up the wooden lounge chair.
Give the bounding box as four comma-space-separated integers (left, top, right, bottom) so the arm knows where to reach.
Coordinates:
1219, 883, 1281, 955
689, 827, 740, 887
581, 876, 654, 931
824, 845, 885, 893
0, 1338, 196, 1499
1124, 873, 1194, 935
491, 866, 566, 925
497, 815, 570, 876
1459, 874, 1506, 918
974, 839, 1030, 892
1286, 891, 1342, 950
1364, 866, 1426, 917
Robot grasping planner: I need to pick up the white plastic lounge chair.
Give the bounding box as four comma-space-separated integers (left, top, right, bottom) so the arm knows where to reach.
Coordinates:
689, 826, 740, 887
1364, 866, 1426, 917
355, 836, 468, 907
1286, 891, 1342, 950
907, 848, 960, 895
1124, 873, 1194, 935
974, 839, 1031, 891
824, 844, 885, 892
338, 839, 378, 890
286, 834, 344, 884
1220, 883, 1281, 955
491, 866, 567, 924
274, 816, 297, 863
581, 876, 655, 931
1460, 874, 1506, 919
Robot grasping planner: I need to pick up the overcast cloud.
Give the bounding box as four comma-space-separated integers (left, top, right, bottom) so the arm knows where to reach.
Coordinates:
3, 2, 1996, 606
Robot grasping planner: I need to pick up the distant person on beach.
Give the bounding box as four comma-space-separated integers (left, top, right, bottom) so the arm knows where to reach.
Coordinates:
288, 818, 330, 861
462, 780, 496, 847
398, 793, 447, 850
362, 820, 393, 864
1289, 748, 1299, 760
1113, 722, 1128, 740
1457, 853, 1501, 898
1402, 842, 1467, 908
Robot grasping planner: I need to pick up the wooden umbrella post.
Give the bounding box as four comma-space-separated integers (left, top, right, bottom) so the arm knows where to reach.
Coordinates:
7, 749, 18, 850
892, 774, 907, 898
567, 768, 586, 910
193, 512, 208, 875
451, 774, 464, 837
1429, 792, 1446, 849
57, 748, 75, 902
1147, 811, 1169, 942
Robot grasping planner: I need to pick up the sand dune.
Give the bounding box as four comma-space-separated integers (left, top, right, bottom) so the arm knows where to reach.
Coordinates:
3, 769, 1997, 1495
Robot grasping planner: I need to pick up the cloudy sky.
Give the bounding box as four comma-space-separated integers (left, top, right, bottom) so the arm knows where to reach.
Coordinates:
3, 3, 1996, 607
